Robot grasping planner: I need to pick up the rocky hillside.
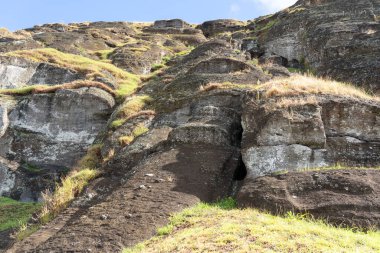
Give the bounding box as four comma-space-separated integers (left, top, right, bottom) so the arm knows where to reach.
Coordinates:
0, 0, 379, 252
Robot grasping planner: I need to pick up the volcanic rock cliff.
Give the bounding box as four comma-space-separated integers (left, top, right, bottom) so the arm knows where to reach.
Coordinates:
0, 0, 379, 252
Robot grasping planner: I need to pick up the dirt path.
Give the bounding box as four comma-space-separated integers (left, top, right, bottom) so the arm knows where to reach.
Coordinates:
9, 144, 240, 252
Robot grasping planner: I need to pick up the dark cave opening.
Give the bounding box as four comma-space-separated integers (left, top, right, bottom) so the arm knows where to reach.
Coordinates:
233, 155, 247, 181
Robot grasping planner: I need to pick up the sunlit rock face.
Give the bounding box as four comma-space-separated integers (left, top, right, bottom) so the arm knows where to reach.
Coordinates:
0, 87, 114, 170
246, 0, 380, 93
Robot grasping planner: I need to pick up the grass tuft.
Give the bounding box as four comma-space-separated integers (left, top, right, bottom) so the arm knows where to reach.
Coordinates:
119, 123, 149, 146
111, 96, 154, 129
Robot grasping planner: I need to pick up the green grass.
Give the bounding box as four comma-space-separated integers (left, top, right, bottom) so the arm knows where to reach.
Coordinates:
256, 19, 278, 33
93, 49, 114, 61
124, 199, 380, 253
111, 95, 154, 129
22, 163, 44, 174
151, 63, 165, 72
0, 197, 42, 232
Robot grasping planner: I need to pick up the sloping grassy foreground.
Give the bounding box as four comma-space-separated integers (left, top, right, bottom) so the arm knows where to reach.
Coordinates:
124, 199, 380, 253
0, 197, 41, 232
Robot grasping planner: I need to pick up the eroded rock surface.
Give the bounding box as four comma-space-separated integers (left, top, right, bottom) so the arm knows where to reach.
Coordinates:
0, 56, 85, 88
198, 19, 246, 37
246, 0, 380, 92
237, 169, 380, 229
0, 88, 115, 200
242, 96, 380, 178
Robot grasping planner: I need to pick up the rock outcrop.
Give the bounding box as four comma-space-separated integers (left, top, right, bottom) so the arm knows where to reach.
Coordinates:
242, 96, 380, 178
237, 169, 380, 229
0, 88, 115, 200
153, 19, 190, 29
0, 56, 84, 88
198, 19, 246, 37
245, 0, 380, 93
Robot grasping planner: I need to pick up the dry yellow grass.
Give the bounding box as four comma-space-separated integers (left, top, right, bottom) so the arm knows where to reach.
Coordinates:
3, 48, 140, 99
0, 80, 116, 97
199, 76, 378, 103
39, 144, 103, 222
262, 75, 377, 100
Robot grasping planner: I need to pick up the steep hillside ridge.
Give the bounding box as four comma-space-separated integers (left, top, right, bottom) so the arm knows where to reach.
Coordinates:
0, 2, 379, 251
8, 43, 380, 252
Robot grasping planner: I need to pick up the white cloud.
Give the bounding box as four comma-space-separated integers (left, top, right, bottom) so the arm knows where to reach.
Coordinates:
248, 0, 298, 12
230, 3, 241, 13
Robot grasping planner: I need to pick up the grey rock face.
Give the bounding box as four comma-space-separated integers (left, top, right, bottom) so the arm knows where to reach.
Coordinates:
237, 169, 380, 229
0, 103, 9, 138
153, 19, 190, 29
189, 58, 253, 74
241, 96, 380, 178
0, 57, 38, 88
198, 19, 246, 37
111, 42, 171, 75
0, 88, 115, 170
0, 159, 15, 196
0, 56, 85, 88
28, 63, 85, 85
249, 0, 380, 92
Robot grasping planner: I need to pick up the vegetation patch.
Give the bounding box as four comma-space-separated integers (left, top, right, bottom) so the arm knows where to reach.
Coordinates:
0, 197, 42, 232
111, 95, 154, 129
92, 49, 114, 62
40, 168, 99, 223
256, 19, 279, 33
0, 80, 116, 97
262, 75, 378, 101
124, 199, 380, 253
15, 144, 103, 241
119, 123, 149, 146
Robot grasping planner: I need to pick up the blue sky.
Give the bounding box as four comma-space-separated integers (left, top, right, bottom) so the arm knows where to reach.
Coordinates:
1, 0, 297, 31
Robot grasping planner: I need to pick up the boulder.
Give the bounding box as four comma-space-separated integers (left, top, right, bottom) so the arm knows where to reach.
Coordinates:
237, 169, 380, 229
261, 65, 292, 78
197, 19, 246, 37
153, 19, 190, 29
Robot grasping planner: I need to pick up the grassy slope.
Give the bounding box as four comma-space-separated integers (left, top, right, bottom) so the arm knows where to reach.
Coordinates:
0, 197, 41, 232
124, 199, 380, 253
